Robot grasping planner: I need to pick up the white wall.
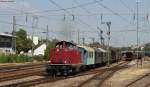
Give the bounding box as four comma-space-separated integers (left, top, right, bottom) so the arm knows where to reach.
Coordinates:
0, 48, 15, 55
34, 44, 46, 56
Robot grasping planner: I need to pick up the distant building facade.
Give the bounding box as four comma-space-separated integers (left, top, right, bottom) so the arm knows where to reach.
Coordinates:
0, 33, 15, 55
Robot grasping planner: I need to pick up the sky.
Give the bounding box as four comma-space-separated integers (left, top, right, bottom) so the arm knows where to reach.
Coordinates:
0, 0, 150, 47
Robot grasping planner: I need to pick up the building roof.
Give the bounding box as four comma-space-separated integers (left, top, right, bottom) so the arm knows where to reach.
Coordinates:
0, 33, 15, 37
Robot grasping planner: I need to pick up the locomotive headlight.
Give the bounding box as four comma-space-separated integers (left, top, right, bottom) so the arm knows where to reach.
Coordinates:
56, 49, 59, 52
48, 60, 51, 63
64, 60, 67, 64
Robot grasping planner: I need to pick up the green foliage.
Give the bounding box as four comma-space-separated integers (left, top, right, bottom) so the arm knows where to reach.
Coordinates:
44, 39, 59, 60
16, 28, 33, 53
32, 55, 44, 62
0, 55, 33, 63
144, 43, 150, 51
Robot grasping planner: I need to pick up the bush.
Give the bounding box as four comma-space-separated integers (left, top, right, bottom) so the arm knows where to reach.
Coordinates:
0, 55, 33, 63
32, 55, 44, 62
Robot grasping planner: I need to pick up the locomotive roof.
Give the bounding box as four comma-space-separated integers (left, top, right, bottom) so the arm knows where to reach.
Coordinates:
94, 48, 107, 53
78, 45, 94, 52
121, 51, 133, 53
98, 48, 107, 52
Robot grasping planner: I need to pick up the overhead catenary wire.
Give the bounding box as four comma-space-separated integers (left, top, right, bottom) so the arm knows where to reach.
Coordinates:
0, 2, 52, 21
2, 0, 149, 47
119, 0, 135, 13
73, 0, 91, 14
48, 0, 95, 30
73, 0, 100, 23
73, 0, 105, 44
0, 20, 46, 31
3, 0, 97, 15
94, 0, 131, 24
26, 1, 97, 14
0, 13, 148, 16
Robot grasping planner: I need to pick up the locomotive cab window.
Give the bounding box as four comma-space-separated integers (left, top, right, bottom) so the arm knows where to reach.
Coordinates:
55, 41, 75, 49
66, 43, 73, 48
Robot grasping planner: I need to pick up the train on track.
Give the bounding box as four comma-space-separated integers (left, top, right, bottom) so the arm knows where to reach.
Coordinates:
46, 41, 119, 76
121, 51, 135, 61
121, 51, 144, 61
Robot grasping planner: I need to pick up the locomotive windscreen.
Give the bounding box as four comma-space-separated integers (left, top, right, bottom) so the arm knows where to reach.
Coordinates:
56, 41, 75, 48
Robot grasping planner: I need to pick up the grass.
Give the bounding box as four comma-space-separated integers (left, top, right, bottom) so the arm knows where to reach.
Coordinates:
0, 55, 33, 63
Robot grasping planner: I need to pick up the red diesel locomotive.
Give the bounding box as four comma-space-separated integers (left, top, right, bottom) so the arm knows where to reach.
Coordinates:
46, 41, 82, 75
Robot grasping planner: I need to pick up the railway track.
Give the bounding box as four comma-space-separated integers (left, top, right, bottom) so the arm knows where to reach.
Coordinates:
125, 72, 150, 87
144, 82, 150, 87
0, 63, 46, 73
77, 61, 129, 87
0, 77, 56, 87
0, 63, 46, 82
2, 62, 131, 87
0, 67, 104, 87
0, 61, 128, 87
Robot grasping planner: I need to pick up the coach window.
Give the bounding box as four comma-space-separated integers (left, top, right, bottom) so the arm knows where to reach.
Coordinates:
91, 52, 93, 58
89, 52, 92, 58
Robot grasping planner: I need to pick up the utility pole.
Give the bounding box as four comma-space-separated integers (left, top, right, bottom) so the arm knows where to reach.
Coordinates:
136, 0, 141, 66
77, 29, 80, 44
137, 0, 139, 58
31, 16, 38, 57
12, 16, 16, 54
102, 37, 105, 45
46, 25, 49, 46
82, 37, 85, 45
136, 0, 139, 57
91, 37, 95, 44
97, 27, 103, 45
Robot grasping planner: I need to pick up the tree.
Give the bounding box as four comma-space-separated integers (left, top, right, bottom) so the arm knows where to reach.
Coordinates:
16, 28, 33, 54
144, 43, 150, 51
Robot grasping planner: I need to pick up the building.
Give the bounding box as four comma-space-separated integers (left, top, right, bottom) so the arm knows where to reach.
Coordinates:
27, 36, 39, 45
0, 33, 15, 55
33, 43, 46, 56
